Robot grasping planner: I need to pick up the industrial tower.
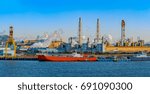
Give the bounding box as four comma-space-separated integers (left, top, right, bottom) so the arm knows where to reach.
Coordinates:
97, 18, 100, 43
121, 20, 125, 46
79, 17, 82, 46
5, 26, 16, 58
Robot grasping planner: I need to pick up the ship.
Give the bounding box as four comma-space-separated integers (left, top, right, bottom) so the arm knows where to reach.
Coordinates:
129, 52, 150, 61
97, 56, 130, 62
38, 53, 97, 62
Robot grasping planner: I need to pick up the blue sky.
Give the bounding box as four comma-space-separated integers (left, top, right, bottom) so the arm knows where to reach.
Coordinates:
0, 0, 150, 42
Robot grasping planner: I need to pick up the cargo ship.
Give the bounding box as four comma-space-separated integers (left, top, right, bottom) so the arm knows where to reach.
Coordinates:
38, 53, 97, 62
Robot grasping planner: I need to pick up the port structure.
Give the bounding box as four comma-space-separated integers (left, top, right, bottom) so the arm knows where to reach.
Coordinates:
5, 26, 16, 58
0, 18, 149, 56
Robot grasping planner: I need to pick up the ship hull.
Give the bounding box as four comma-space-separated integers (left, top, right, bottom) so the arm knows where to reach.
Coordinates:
38, 55, 97, 62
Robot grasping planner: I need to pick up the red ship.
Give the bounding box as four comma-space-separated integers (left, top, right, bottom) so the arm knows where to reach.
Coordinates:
38, 53, 97, 62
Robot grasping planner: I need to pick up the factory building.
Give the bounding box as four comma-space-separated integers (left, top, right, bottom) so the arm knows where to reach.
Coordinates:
3, 18, 150, 55
24, 18, 150, 54
105, 20, 150, 53
55, 17, 105, 53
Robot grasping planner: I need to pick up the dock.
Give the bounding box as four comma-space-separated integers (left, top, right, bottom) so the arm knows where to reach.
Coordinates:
0, 56, 38, 60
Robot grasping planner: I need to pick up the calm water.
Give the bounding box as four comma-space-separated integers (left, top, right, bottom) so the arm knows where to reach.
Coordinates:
0, 60, 150, 77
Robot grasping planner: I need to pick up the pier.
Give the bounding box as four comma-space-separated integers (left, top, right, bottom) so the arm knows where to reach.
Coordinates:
0, 56, 38, 61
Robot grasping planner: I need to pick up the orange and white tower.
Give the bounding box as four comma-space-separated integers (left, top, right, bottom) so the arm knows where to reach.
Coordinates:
121, 20, 125, 46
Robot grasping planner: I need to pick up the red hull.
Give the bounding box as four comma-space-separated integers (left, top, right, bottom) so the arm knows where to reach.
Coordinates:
38, 55, 97, 62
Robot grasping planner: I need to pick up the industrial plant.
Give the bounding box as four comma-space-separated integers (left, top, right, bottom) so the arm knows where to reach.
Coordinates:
0, 17, 150, 59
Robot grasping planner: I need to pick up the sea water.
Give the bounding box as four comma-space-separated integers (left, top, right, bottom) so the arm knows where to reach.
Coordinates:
0, 60, 150, 77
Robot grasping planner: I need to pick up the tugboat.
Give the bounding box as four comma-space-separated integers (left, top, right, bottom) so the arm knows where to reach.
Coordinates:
129, 52, 150, 61
38, 53, 97, 62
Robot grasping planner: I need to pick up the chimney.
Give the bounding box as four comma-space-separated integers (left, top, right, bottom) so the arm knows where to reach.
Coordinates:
79, 17, 82, 45
121, 20, 125, 46
97, 18, 100, 43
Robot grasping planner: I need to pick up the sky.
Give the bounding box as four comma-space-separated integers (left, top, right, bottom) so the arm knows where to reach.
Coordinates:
0, 0, 150, 42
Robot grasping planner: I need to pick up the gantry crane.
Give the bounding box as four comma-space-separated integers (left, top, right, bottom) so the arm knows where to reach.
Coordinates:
5, 26, 16, 58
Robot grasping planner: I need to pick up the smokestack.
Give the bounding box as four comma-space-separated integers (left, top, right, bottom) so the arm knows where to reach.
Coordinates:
79, 17, 82, 45
97, 18, 100, 43
121, 20, 125, 46
87, 37, 90, 47
87, 37, 90, 43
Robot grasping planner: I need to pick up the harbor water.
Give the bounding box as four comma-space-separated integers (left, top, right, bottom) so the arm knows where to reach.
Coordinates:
0, 60, 150, 77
